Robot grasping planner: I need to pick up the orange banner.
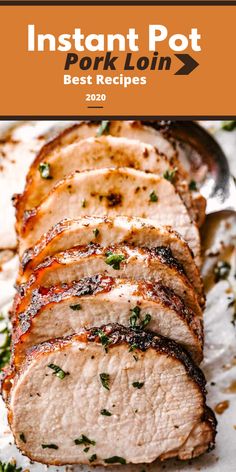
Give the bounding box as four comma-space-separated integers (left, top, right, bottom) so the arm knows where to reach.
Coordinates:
0, 3, 235, 117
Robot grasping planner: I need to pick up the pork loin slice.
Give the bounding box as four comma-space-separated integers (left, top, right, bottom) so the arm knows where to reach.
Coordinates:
14, 122, 176, 223
7, 324, 216, 465
15, 135, 199, 231
16, 244, 202, 318
19, 168, 201, 265
14, 120, 205, 225
20, 216, 204, 305
12, 274, 203, 365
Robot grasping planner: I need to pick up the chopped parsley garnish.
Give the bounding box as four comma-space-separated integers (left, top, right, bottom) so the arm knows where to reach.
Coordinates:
140, 314, 152, 329
84, 447, 90, 453
99, 372, 110, 390
129, 306, 151, 331
214, 261, 231, 282
130, 306, 141, 328
132, 381, 144, 389
129, 343, 138, 352
69, 304, 82, 311
81, 199, 87, 208
222, 121, 236, 131
163, 167, 177, 183
94, 329, 111, 352
74, 435, 96, 446
48, 363, 69, 380
100, 409, 112, 416
0, 461, 22, 472
105, 251, 125, 270
104, 456, 126, 465
42, 444, 58, 449
19, 432, 26, 443
96, 120, 110, 137
189, 180, 197, 191
38, 162, 52, 179
93, 228, 99, 237
89, 454, 97, 463
149, 190, 158, 202
0, 319, 11, 371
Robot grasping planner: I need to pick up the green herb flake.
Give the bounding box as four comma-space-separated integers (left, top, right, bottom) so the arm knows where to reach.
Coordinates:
129, 307, 151, 331
95, 329, 111, 352
163, 167, 178, 183
0, 461, 22, 472
81, 199, 87, 208
69, 304, 82, 311
0, 321, 11, 372
130, 306, 141, 328
89, 454, 97, 463
104, 456, 126, 465
48, 363, 69, 380
99, 372, 110, 390
105, 252, 125, 270
140, 314, 152, 329
96, 121, 110, 137
74, 435, 96, 446
84, 447, 90, 453
214, 261, 231, 283
42, 443, 58, 449
188, 180, 197, 191
132, 381, 144, 389
100, 409, 112, 416
222, 121, 236, 132
93, 228, 99, 238
38, 162, 52, 180
129, 343, 138, 352
149, 190, 158, 202
19, 432, 26, 443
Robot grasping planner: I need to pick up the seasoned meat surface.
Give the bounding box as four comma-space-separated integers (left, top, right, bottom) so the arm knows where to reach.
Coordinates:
19, 168, 201, 265
15, 120, 205, 225
7, 325, 216, 465
15, 135, 199, 227
16, 244, 202, 318
19, 216, 204, 305
12, 275, 203, 365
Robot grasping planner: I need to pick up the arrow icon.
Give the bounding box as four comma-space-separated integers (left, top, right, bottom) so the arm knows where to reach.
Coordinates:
175, 54, 199, 75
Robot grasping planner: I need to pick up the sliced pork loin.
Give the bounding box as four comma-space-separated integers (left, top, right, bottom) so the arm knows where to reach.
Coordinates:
20, 216, 204, 305
15, 135, 199, 231
16, 244, 202, 318
14, 120, 205, 226
13, 121, 177, 222
19, 168, 201, 265
6, 324, 216, 465
12, 275, 203, 365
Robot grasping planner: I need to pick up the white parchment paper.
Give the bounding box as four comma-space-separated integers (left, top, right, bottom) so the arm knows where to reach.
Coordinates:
0, 121, 235, 472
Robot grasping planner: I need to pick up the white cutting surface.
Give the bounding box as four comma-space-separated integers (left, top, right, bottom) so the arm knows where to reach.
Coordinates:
0, 121, 235, 472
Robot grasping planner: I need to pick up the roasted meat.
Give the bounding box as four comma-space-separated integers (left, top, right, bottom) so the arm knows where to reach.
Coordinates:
15, 244, 202, 318
12, 275, 203, 365
6, 325, 216, 465
19, 168, 201, 265
19, 216, 204, 305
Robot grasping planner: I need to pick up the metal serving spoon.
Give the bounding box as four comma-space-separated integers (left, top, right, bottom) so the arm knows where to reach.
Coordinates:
145, 121, 236, 215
